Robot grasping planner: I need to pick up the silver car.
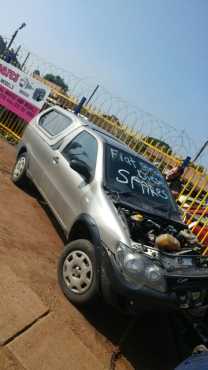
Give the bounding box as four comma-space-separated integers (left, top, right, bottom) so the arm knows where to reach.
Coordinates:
12, 105, 208, 314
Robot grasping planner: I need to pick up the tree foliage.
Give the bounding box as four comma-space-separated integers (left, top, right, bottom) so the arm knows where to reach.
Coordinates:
44, 73, 68, 93
145, 136, 172, 154
102, 114, 121, 125
0, 35, 21, 68
33, 69, 40, 76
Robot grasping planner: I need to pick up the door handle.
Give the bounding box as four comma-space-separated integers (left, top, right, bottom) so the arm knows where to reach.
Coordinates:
52, 156, 59, 165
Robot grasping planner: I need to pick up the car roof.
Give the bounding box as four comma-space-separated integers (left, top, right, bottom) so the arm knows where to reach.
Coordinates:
87, 123, 124, 144
53, 105, 153, 166
53, 105, 124, 143
87, 124, 155, 166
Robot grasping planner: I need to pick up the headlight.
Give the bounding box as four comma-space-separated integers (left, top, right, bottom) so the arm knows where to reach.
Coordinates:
116, 242, 166, 293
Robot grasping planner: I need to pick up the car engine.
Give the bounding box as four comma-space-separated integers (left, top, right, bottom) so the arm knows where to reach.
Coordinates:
117, 204, 208, 309
118, 205, 199, 249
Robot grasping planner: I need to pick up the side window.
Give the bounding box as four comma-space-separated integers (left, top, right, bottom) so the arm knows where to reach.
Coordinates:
39, 110, 73, 136
62, 131, 98, 176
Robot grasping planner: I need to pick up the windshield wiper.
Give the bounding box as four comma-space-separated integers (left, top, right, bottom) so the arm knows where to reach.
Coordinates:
151, 204, 170, 211
104, 187, 136, 197
115, 190, 134, 196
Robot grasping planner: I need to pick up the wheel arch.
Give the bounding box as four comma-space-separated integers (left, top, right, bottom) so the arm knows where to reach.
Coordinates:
67, 214, 104, 281
17, 146, 27, 158
68, 214, 101, 248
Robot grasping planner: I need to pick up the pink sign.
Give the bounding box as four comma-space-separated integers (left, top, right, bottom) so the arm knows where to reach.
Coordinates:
0, 58, 50, 122
0, 84, 39, 122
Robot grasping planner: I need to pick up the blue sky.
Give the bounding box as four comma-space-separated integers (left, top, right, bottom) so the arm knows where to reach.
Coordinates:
1, 0, 207, 155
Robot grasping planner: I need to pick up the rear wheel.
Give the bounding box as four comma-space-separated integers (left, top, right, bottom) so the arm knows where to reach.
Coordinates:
11, 152, 28, 186
58, 239, 99, 306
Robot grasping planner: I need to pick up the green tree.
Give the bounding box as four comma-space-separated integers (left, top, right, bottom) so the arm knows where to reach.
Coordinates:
0, 36, 21, 68
33, 69, 40, 76
44, 73, 68, 93
102, 114, 121, 125
145, 136, 172, 154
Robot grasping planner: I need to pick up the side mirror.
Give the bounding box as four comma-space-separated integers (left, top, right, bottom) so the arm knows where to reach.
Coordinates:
70, 159, 91, 182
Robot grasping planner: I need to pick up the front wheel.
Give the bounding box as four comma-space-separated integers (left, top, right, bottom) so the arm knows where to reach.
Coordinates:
58, 239, 99, 306
11, 152, 28, 186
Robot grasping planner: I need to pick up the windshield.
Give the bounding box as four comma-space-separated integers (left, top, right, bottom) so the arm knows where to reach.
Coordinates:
104, 144, 180, 220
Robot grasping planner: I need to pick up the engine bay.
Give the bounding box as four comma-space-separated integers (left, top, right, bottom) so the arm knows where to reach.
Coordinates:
118, 205, 200, 250
116, 204, 208, 309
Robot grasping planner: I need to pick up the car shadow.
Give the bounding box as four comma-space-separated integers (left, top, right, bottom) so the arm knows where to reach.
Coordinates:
80, 301, 183, 370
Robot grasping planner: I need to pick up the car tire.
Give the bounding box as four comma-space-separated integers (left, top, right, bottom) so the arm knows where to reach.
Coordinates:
58, 239, 99, 306
11, 152, 28, 186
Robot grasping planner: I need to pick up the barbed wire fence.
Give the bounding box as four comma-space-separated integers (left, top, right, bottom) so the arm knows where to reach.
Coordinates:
0, 35, 206, 168
1, 35, 208, 248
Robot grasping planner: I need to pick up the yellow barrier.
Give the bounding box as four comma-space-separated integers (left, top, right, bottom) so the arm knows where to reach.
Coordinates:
0, 108, 25, 142
0, 90, 207, 252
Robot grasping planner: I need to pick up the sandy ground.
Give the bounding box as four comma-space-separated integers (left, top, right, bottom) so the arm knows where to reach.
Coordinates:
0, 139, 180, 370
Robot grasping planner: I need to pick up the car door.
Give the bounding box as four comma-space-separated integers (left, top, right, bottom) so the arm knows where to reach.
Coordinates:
41, 130, 98, 232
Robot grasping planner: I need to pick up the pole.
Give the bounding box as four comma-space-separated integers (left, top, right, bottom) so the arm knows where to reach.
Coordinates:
86, 84, 100, 105
21, 52, 30, 70
15, 45, 21, 57
7, 23, 26, 50
7, 30, 18, 50
74, 96, 87, 115
193, 140, 208, 162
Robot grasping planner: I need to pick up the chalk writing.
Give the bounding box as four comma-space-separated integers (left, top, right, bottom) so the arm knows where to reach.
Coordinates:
116, 169, 168, 200
110, 148, 136, 168
111, 148, 163, 186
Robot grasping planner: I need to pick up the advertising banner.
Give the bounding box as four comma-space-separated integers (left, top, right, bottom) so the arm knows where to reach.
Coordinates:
0, 58, 50, 122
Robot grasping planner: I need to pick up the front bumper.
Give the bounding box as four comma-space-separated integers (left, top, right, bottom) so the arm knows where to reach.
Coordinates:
101, 250, 208, 315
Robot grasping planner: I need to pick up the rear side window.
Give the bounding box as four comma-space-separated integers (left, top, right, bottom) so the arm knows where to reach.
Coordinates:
39, 110, 73, 136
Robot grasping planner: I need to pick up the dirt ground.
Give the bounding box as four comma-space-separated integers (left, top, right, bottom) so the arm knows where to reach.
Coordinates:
0, 139, 182, 370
